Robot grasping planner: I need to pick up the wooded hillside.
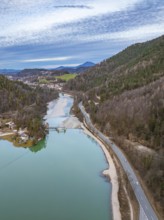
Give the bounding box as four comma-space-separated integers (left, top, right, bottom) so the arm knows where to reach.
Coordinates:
65, 35, 164, 215
0, 75, 58, 140
66, 35, 163, 94
65, 35, 164, 150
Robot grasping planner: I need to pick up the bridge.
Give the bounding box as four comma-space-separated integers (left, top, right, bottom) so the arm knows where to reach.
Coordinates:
48, 127, 66, 129
46, 127, 67, 133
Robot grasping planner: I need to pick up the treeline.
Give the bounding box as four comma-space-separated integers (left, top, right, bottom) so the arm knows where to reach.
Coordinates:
17, 68, 69, 77
0, 75, 58, 140
84, 78, 164, 150
65, 35, 164, 215
65, 35, 164, 150
65, 35, 163, 93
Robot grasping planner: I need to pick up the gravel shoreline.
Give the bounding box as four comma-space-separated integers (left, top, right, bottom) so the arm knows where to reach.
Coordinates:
0, 132, 14, 137
81, 123, 121, 220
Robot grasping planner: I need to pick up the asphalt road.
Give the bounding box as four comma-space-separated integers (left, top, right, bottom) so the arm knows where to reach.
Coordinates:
79, 102, 159, 220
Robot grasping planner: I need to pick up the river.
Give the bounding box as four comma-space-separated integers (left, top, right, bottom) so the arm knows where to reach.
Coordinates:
0, 94, 112, 220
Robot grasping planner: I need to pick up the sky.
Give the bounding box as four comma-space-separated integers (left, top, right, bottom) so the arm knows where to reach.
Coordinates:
0, 0, 164, 69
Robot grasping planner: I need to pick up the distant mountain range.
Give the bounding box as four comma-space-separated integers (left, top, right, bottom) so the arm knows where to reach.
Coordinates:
54, 62, 95, 73
0, 69, 20, 74
16, 69, 65, 78
0, 62, 95, 76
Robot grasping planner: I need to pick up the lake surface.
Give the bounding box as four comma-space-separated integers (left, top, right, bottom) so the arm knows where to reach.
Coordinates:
0, 94, 112, 220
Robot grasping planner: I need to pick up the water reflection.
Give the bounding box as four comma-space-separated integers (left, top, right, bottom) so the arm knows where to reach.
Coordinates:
54, 128, 67, 133
29, 138, 47, 153
85, 133, 99, 145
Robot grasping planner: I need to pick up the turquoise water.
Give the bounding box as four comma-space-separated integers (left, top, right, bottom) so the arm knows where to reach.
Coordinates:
0, 94, 112, 220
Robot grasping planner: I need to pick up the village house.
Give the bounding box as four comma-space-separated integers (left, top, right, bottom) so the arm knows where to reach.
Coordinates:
18, 128, 29, 142
5, 121, 15, 130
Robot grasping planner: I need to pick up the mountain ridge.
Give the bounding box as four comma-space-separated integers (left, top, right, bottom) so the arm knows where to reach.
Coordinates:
2, 62, 95, 77
0, 69, 20, 74
54, 61, 95, 73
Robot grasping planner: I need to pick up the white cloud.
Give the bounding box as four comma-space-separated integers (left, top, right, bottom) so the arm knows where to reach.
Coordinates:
0, 0, 143, 46
1, 0, 164, 69
22, 56, 72, 63
111, 23, 164, 41
79, 23, 164, 42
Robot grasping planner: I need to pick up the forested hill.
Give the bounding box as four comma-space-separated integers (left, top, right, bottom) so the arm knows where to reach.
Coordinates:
0, 75, 58, 140
65, 35, 164, 150
0, 75, 57, 113
65, 35, 164, 214
66, 35, 163, 94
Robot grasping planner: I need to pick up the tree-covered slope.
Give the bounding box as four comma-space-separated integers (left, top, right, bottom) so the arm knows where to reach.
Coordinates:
0, 75, 58, 140
65, 35, 164, 150
65, 35, 164, 214
66, 35, 163, 96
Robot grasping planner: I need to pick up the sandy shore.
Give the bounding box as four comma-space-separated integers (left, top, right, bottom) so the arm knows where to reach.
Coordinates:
82, 123, 121, 220
0, 132, 14, 137
45, 96, 68, 118
46, 94, 82, 129
61, 116, 82, 129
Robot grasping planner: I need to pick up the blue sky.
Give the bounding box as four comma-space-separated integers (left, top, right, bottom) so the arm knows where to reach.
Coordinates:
0, 0, 164, 69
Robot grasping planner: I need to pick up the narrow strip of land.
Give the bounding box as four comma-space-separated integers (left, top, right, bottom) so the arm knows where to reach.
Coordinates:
0, 132, 14, 137
82, 123, 121, 220
78, 102, 159, 220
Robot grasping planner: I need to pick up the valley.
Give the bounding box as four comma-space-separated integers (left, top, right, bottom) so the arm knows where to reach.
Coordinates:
0, 35, 163, 220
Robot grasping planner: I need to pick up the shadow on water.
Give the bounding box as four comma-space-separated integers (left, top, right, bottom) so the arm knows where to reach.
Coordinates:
29, 138, 47, 153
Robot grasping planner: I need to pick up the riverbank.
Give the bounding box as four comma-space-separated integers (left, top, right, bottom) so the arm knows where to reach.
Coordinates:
61, 116, 81, 129
45, 94, 70, 118
81, 123, 121, 220
0, 132, 35, 148
0, 131, 15, 137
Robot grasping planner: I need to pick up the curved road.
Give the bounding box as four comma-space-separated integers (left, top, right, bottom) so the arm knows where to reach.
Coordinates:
79, 102, 158, 220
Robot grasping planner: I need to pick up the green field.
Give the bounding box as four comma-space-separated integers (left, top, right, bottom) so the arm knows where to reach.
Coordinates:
39, 78, 49, 84
56, 74, 76, 81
